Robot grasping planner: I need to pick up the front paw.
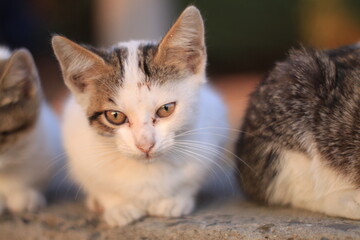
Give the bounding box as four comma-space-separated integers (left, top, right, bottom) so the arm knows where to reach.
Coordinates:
6, 189, 46, 213
103, 205, 145, 227
323, 190, 360, 219
148, 197, 194, 217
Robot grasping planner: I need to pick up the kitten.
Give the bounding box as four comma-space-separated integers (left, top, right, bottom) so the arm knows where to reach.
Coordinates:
0, 47, 61, 214
52, 6, 230, 227
236, 43, 360, 219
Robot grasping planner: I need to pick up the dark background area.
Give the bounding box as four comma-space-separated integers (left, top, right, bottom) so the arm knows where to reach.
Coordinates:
1, 0, 360, 113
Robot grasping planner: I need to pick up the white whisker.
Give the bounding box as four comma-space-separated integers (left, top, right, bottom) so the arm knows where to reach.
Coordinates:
175, 139, 255, 173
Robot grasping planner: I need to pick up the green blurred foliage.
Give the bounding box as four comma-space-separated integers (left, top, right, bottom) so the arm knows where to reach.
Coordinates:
177, 0, 300, 72
176, 0, 360, 73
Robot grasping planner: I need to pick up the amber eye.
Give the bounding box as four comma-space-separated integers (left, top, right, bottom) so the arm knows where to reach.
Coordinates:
104, 110, 127, 125
156, 102, 176, 118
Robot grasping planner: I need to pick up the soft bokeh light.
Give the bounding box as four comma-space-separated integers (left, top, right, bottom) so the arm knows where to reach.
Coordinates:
1, 0, 359, 120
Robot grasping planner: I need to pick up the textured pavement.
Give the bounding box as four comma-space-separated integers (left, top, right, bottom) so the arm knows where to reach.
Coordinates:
1, 197, 360, 240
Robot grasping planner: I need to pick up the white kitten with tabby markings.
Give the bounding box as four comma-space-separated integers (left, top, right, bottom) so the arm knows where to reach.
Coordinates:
52, 6, 230, 227
0, 47, 60, 214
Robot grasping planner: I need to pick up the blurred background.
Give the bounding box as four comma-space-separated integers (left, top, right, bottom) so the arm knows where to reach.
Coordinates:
1, 0, 360, 127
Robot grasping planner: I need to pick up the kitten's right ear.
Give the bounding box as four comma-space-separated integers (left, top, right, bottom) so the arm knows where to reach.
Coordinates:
51, 36, 109, 95
155, 6, 206, 75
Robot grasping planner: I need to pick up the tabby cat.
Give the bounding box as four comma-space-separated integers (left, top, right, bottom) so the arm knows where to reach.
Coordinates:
237, 43, 360, 219
0, 47, 60, 214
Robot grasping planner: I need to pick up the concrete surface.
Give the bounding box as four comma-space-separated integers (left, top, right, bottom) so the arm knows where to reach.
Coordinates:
1, 197, 360, 240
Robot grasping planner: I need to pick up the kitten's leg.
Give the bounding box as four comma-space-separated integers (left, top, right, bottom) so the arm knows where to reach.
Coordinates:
6, 188, 46, 213
96, 194, 145, 227
309, 189, 360, 219
147, 195, 195, 217
268, 150, 360, 219
103, 204, 146, 227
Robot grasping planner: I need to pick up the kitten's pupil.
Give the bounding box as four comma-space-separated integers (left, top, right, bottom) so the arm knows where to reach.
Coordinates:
112, 112, 118, 118
156, 102, 176, 118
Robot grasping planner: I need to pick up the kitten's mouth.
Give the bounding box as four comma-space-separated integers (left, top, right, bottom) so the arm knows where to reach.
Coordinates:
140, 152, 160, 163
131, 150, 163, 163
145, 152, 156, 160
137, 154, 154, 164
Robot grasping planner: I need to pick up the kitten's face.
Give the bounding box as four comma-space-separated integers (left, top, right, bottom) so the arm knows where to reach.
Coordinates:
104, 46, 202, 160
53, 7, 206, 161
0, 48, 40, 153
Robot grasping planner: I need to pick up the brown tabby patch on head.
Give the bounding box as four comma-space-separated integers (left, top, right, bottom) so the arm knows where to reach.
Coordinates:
83, 47, 128, 137
83, 45, 129, 87
0, 49, 41, 153
52, 36, 129, 137
137, 43, 188, 86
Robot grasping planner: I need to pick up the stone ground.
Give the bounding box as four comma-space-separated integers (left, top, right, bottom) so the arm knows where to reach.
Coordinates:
1, 72, 360, 240
1, 196, 360, 240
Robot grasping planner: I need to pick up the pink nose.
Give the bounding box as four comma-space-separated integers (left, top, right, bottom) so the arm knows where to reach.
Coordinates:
136, 142, 155, 154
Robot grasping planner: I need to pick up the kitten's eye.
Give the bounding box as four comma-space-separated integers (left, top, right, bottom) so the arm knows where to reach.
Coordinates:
104, 110, 127, 125
156, 102, 176, 118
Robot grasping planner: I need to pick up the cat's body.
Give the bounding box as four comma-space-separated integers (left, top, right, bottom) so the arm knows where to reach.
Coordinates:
0, 47, 61, 213
237, 44, 360, 219
53, 7, 230, 226
63, 80, 228, 225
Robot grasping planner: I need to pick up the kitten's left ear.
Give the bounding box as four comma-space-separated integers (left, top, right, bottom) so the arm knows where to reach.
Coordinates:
52, 36, 111, 96
0, 48, 39, 96
155, 6, 206, 74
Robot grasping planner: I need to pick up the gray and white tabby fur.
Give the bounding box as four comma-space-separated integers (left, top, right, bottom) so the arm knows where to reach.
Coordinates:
0, 47, 60, 214
52, 6, 229, 227
237, 43, 360, 219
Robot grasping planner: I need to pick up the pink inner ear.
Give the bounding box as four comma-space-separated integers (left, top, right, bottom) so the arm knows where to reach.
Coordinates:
153, 7, 206, 76
158, 6, 204, 50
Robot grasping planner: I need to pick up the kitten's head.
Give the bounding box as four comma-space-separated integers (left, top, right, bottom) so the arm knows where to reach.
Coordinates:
0, 47, 41, 152
53, 6, 206, 161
